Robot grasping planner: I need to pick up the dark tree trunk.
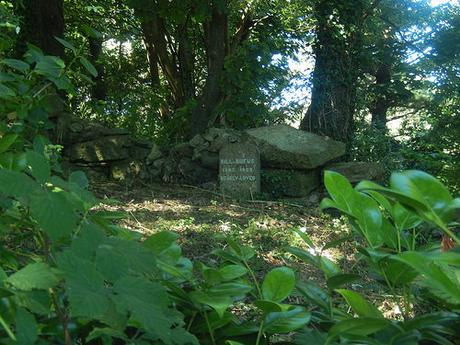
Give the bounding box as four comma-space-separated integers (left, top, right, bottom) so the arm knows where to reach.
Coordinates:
370, 63, 391, 130
300, 0, 364, 147
189, 5, 228, 137
178, 20, 195, 101
370, 31, 393, 132
16, 0, 65, 57
88, 36, 107, 101
141, 19, 162, 87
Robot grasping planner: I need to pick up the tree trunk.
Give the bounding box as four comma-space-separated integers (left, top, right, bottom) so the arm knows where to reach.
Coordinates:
189, 5, 228, 137
370, 31, 393, 132
88, 36, 107, 101
16, 0, 65, 57
300, 0, 363, 147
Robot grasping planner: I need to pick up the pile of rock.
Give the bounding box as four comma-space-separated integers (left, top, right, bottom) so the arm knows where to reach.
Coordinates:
145, 124, 384, 197
61, 116, 151, 181
61, 117, 384, 197
145, 127, 241, 185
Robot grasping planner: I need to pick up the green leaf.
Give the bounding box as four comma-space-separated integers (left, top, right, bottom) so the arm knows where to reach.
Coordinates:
263, 306, 311, 334
402, 312, 459, 332
254, 300, 286, 314
292, 227, 315, 248
354, 192, 383, 247
15, 308, 38, 345
287, 247, 340, 278
95, 237, 157, 282
190, 290, 232, 318
226, 238, 256, 261
6, 262, 59, 291
323, 170, 356, 213
296, 282, 330, 310
390, 171, 453, 218
392, 251, 460, 304
86, 327, 127, 343
69, 170, 88, 189
57, 251, 112, 319
29, 189, 78, 240
327, 273, 360, 290
113, 276, 180, 343
0, 83, 16, 98
80, 56, 98, 77
55, 37, 76, 53
356, 180, 428, 212
191, 311, 233, 334
219, 265, 247, 281
336, 289, 383, 318
2, 59, 30, 73
294, 329, 327, 345
328, 318, 389, 339
208, 282, 252, 297
14, 290, 51, 315
26, 150, 50, 183
0, 169, 39, 197
0, 134, 18, 154
393, 203, 422, 231
262, 267, 295, 302
144, 231, 179, 255
35, 56, 65, 78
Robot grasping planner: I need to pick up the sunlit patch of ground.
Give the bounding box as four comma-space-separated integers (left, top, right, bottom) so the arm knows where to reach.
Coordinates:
90, 181, 411, 320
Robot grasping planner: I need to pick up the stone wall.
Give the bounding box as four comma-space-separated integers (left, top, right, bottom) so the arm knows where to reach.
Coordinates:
61, 116, 151, 181
62, 119, 384, 198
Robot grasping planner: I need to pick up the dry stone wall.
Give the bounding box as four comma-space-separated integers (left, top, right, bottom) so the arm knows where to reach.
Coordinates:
61, 119, 384, 198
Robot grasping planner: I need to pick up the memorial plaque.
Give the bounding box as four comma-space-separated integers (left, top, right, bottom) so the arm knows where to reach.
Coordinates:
219, 142, 260, 198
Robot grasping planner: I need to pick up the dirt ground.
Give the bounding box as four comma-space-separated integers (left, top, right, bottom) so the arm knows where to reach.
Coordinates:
91, 181, 352, 276
90, 180, 400, 317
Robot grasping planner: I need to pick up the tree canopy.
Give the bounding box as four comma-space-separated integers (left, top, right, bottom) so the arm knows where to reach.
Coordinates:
2, 0, 459, 188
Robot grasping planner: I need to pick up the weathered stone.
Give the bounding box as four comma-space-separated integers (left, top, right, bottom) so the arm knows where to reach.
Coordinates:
132, 138, 152, 149
261, 169, 320, 198
190, 134, 206, 148
110, 160, 143, 181
147, 144, 162, 164
245, 124, 345, 170
200, 151, 219, 170
206, 128, 241, 152
325, 161, 385, 183
66, 117, 129, 144
219, 142, 260, 199
130, 145, 150, 160
148, 168, 162, 180
153, 158, 166, 169
177, 157, 217, 184
68, 136, 131, 163
173, 142, 193, 157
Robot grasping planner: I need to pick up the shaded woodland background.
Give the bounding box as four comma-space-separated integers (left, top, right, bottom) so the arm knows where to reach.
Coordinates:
2, 0, 460, 189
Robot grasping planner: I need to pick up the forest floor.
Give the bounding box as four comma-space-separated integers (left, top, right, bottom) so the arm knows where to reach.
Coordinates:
91, 181, 400, 318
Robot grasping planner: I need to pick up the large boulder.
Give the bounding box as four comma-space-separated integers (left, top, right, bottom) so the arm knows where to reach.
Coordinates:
245, 125, 345, 170
325, 161, 385, 184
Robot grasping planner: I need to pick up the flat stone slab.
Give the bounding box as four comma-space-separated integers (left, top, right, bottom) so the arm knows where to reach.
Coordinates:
245, 124, 345, 170
69, 135, 131, 163
219, 142, 260, 199
325, 161, 385, 183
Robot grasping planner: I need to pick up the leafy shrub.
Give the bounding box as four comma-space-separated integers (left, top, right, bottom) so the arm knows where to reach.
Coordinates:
286, 170, 460, 344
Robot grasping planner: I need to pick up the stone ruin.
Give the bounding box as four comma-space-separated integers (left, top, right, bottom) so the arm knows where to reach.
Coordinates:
144, 124, 385, 198
62, 118, 384, 199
